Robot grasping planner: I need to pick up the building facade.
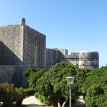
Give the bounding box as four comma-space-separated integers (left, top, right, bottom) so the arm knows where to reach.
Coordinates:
61, 51, 99, 68
46, 49, 99, 69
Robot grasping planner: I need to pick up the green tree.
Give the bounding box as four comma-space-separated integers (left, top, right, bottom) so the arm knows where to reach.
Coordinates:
25, 68, 46, 94
82, 66, 107, 107
73, 68, 92, 99
36, 62, 76, 107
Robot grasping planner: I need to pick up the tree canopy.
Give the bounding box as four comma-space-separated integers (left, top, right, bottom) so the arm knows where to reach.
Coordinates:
25, 68, 45, 89
25, 63, 107, 107
35, 62, 76, 107
82, 66, 107, 107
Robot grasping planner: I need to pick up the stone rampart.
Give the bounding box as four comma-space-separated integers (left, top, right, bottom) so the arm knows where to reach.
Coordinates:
0, 25, 23, 65
0, 18, 46, 86
0, 65, 16, 83
23, 25, 46, 68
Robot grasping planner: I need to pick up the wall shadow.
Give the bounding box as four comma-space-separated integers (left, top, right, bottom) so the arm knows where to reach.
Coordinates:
0, 41, 23, 65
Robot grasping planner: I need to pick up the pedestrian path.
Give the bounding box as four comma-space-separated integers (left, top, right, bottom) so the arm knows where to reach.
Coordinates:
22, 95, 85, 107
22, 96, 46, 107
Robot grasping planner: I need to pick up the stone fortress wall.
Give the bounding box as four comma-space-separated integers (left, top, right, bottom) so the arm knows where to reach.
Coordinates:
0, 25, 23, 65
0, 18, 99, 86
23, 20, 46, 68
46, 49, 99, 69
46, 48, 59, 70
0, 65, 16, 83
0, 18, 46, 86
65, 51, 99, 68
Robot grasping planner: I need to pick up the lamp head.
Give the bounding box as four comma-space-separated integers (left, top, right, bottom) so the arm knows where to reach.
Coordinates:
66, 76, 74, 85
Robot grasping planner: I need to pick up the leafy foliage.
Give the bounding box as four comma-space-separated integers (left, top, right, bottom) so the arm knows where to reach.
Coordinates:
25, 63, 107, 107
25, 68, 46, 93
35, 62, 76, 107
72, 68, 92, 100
82, 66, 107, 107
0, 83, 26, 106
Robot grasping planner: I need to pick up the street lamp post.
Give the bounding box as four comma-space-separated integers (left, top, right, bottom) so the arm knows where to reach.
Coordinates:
66, 76, 74, 107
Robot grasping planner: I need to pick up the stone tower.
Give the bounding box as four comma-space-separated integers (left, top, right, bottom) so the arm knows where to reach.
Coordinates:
0, 18, 46, 86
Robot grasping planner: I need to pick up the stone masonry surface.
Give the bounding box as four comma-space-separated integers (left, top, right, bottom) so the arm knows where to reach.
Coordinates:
0, 18, 46, 86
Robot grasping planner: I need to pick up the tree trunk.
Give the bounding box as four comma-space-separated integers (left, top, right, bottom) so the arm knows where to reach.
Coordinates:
58, 101, 61, 107
57, 98, 68, 107
62, 98, 68, 107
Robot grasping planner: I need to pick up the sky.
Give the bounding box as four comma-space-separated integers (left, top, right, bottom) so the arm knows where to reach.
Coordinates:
0, 0, 107, 67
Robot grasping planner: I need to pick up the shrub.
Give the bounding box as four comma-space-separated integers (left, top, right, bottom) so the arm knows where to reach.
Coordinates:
0, 83, 26, 106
